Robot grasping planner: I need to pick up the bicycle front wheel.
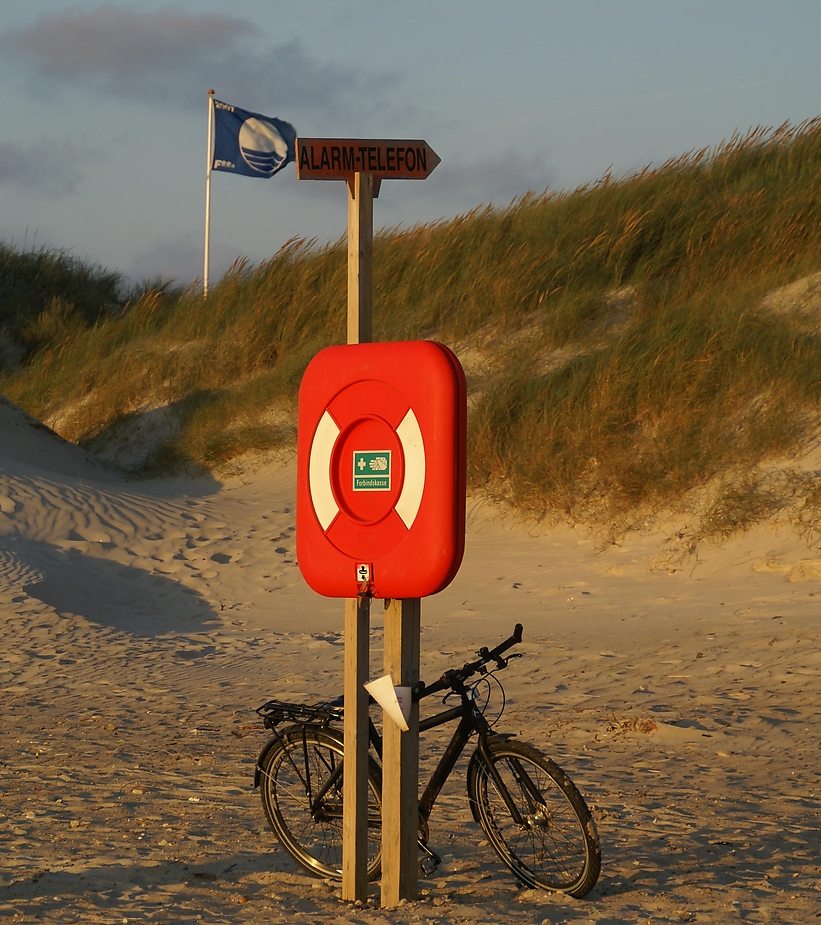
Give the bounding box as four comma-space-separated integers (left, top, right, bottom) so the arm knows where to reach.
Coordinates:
259, 725, 382, 881
468, 739, 601, 897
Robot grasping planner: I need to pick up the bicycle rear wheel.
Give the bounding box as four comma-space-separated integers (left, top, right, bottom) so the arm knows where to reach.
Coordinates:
259, 725, 382, 881
468, 739, 601, 897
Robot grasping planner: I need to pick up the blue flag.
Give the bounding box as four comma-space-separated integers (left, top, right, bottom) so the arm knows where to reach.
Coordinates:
211, 99, 296, 178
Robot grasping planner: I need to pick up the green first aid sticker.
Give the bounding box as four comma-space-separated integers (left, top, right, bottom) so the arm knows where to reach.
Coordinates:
353, 451, 392, 491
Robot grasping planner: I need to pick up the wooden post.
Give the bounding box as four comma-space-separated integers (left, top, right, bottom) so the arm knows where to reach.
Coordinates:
341, 170, 374, 903
342, 597, 370, 900
381, 597, 421, 906
347, 172, 374, 344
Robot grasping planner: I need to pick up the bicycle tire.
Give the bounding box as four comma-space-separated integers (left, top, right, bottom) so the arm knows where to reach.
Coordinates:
467, 738, 601, 897
258, 725, 382, 881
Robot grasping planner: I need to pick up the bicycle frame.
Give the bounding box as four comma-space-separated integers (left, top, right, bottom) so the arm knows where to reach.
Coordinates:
256, 687, 533, 832
368, 690, 527, 827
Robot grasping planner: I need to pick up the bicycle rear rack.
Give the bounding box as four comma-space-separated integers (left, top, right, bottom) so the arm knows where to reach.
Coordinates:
256, 698, 344, 729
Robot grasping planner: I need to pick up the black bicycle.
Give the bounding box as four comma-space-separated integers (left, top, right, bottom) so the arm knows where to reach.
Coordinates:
253, 624, 601, 898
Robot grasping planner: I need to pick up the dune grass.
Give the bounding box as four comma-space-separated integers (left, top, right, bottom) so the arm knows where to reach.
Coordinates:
0, 245, 124, 364
1, 119, 819, 537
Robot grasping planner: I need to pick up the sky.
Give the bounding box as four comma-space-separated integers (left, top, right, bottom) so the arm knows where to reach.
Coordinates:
1, 1, 819, 288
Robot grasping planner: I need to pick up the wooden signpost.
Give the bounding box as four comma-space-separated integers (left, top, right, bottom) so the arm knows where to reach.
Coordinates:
297, 137, 440, 183
342, 169, 373, 904
296, 139, 440, 907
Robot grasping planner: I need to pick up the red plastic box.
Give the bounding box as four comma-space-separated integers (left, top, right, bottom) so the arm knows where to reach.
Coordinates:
296, 341, 466, 599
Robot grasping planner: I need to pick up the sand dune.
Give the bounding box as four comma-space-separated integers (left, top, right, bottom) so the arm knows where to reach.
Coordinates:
1, 397, 818, 923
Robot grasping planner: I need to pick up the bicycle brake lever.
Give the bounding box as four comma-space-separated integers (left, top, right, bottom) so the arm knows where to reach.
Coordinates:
494, 651, 523, 669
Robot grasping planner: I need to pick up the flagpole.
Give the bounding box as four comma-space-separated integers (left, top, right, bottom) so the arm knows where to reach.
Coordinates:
203, 88, 215, 297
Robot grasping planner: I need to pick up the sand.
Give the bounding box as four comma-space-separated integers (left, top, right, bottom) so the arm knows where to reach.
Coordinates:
1, 396, 818, 924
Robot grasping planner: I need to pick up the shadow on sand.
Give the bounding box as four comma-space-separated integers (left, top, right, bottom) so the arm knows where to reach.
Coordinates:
12, 537, 220, 635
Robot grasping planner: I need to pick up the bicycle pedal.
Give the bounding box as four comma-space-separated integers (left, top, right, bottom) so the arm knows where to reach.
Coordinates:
418, 847, 442, 876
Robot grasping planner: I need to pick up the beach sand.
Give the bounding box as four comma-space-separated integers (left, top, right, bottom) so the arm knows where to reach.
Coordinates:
1, 397, 818, 923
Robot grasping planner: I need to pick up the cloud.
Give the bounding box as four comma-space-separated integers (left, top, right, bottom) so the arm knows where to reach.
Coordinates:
125, 234, 204, 287
0, 140, 84, 195
2, 6, 392, 114
8, 6, 251, 79
381, 147, 555, 230
437, 149, 555, 206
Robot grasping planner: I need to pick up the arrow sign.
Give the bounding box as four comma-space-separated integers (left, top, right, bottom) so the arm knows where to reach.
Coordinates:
297, 138, 440, 181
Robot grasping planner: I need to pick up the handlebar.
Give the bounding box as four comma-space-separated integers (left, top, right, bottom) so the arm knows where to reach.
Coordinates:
416, 623, 523, 701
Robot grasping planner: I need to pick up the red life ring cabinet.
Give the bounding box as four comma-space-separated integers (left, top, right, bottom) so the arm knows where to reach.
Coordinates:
296, 341, 466, 599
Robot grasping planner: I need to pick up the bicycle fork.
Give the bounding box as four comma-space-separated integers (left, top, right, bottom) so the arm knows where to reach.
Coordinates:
475, 733, 545, 829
